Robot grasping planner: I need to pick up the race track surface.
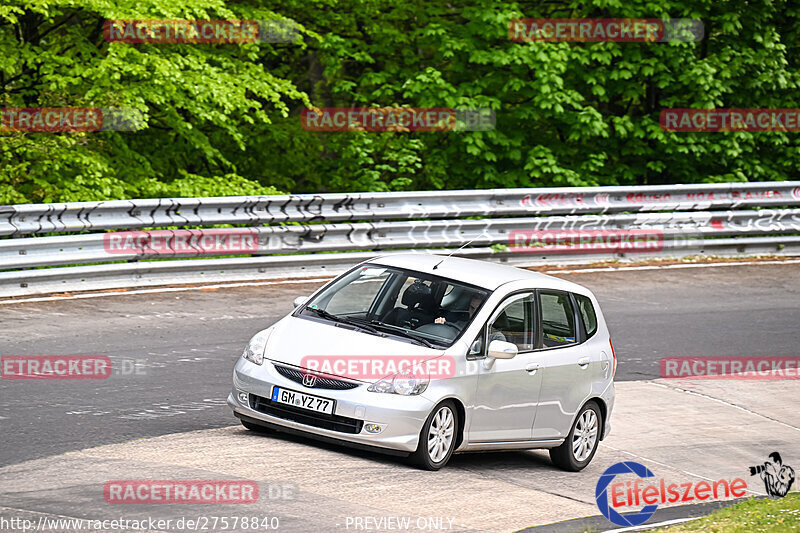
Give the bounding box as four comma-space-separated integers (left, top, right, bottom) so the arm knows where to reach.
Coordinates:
1, 262, 798, 532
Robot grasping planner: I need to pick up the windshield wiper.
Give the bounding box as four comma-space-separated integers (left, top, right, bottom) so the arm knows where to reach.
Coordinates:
304, 307, 385, 337
368, 320, 439, 348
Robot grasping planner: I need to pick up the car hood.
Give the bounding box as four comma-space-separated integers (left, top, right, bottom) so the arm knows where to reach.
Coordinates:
263, 315, 446, 382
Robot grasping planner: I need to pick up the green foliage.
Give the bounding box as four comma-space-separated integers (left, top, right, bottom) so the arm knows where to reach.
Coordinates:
654, 493, 800, 532
271, 0, 800, 192
3, 0, 800, 204
0, 0, 302, 203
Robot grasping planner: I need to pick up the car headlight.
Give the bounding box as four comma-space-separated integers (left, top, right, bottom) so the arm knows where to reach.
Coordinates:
368, 370, 429, 396
242, 329, 273, 365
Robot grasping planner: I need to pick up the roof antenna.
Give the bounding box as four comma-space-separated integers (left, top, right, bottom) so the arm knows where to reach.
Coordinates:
432, 231, 490, 270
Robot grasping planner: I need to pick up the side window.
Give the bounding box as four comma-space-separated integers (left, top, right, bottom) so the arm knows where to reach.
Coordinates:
468, 333, 483, 357
488, 293, 535, 352
540, 291, 577, 348
575, 294, 598, 338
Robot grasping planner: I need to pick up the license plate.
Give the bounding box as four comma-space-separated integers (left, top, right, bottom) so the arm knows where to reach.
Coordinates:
271, 386, 334, 415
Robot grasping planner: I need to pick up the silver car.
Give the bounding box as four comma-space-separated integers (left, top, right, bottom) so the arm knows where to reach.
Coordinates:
228, 254, 615, 471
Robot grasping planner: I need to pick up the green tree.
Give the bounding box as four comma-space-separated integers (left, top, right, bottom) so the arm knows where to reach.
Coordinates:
266, 0, 800, 192
0, 0, 309, 203
3, 0, 800, 204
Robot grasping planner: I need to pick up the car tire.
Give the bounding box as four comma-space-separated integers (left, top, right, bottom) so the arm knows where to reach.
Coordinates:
549, 401, 602, 472
409, 401, 458, 471
241, 419, 272, 433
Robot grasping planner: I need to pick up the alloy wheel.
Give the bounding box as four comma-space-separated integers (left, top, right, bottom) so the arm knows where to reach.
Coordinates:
427, 406, 455, 463
571, 409, 598, 462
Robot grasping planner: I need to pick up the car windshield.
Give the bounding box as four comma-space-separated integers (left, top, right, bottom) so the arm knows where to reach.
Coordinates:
298, 263, 489, 347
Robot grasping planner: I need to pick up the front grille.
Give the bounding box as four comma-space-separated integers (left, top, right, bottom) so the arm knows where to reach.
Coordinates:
249, 393, 364, 434
273, 364, 360, 390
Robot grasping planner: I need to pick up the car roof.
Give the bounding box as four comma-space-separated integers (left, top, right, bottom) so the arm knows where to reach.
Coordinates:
367, 253, 588, 294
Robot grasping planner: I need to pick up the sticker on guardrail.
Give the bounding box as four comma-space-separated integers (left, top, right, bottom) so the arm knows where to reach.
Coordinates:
519, 187, 796, 210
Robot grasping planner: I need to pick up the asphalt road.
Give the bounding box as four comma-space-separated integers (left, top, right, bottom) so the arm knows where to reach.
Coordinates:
1, 262, 798, 467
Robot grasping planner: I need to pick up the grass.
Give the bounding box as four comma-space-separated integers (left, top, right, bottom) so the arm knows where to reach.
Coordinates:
654, 493, 800, 532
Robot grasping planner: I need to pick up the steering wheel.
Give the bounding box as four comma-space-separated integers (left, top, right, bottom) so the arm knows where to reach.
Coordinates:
415, 322, 461, 340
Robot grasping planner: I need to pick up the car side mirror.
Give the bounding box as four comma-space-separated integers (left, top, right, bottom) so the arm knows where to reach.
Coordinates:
488, 340, 518, 359
484, 340, 518, 369
293, 296, 307, 308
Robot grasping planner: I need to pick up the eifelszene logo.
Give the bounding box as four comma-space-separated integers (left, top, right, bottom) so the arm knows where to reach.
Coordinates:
596, 461, 748, 527
749, 452, 795, 498
596, 462, 658, 527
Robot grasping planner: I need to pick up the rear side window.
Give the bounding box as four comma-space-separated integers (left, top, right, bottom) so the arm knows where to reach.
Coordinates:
575, 294, 598, 338
540, 292, 576, 347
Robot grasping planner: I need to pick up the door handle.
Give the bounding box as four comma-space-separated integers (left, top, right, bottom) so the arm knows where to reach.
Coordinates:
577, 357, 590, 368
525, 363, 541, 374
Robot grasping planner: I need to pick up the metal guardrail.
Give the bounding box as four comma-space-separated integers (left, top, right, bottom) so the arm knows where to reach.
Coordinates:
4, 237, 800, 298
1, 181, 799, 297
2, 181, 799, 236
3, 209, 800, 270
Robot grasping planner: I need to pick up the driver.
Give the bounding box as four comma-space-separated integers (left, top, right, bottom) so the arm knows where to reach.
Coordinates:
434, 295, 481, 328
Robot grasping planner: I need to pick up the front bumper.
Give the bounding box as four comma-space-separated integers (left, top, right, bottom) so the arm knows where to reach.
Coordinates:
229, 358, 434, 453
